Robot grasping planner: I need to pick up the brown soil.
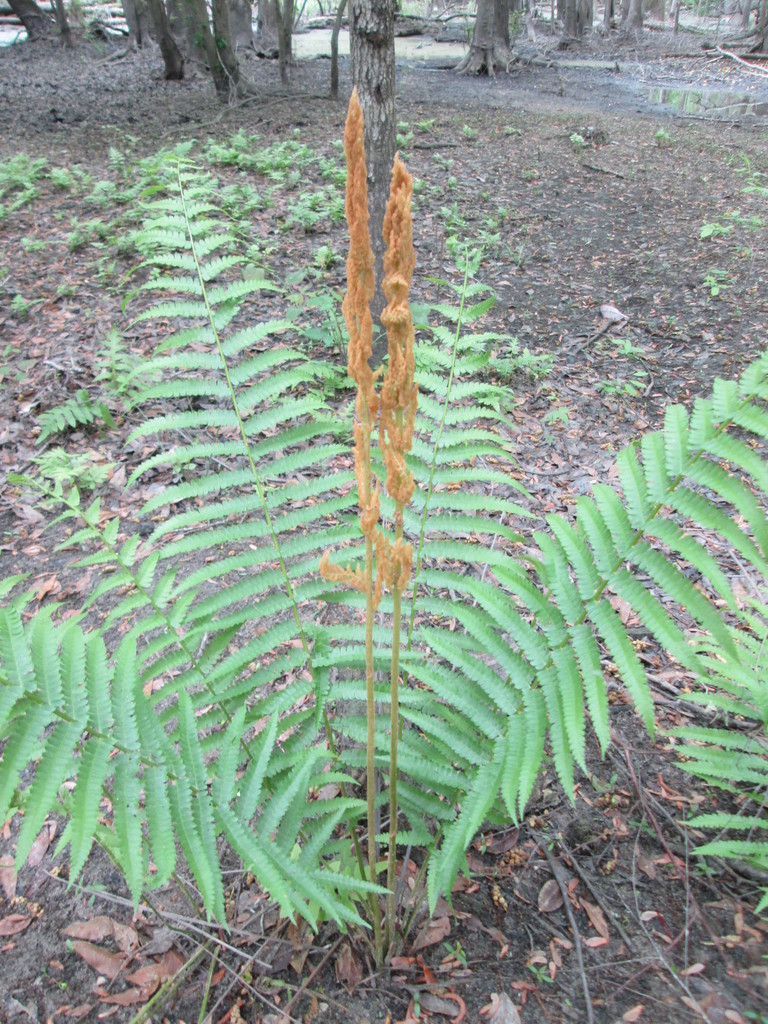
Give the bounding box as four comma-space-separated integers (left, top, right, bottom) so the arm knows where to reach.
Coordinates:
1, 23, 768, 1024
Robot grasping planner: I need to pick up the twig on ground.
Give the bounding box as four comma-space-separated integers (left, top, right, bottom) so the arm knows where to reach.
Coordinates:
714, 46, 768, 78
557, 836, 637, 952
542, 844, 595, 1024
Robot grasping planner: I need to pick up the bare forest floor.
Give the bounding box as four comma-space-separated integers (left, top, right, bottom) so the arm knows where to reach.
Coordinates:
1, 22, 768, 1024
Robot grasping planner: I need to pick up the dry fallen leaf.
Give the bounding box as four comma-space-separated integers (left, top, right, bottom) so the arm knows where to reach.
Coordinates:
63, 1003, 94, 1019
580, 898, 610, 940
0, 913, 33, 937
411, 914, 451, 952
537, 878, 563, 914
63, 916, 138, 955
679, 962, 706, 977
0, 856, 17, 901
622, 1006, 644, 1022
479, 992, 522, 1023
27, 822, 55, 868
334, 941, 363, 992
69, 939, 127, 979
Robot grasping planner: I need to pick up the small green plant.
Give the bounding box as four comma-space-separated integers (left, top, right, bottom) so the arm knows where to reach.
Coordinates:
569, 132, 587, 157
67, 217, 110, 252
543, 405, 569, 426
504, 125, 523, 137
598, 367, 648, 397
36, 389, 116, 444
700, 221, 732, 240
416, 118, 436, 133
654, 127, 673, 147
521, 167, 540, 183
396, 121, 414, 149
32, 447, 115, 493
704, 269, 730, 297
462, 124, 478, 142
314, 244, 342, 271
11, 294, 30, 320
610, 333, 645, 359
285, 187, 344, 233
0, 154, 47, 210
22, 236, 46, 254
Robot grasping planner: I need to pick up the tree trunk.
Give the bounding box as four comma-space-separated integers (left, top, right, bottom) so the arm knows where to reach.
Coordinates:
211, 0, 241, 95
622, 0, 642, 32
229, 0, 254, 48
330, 0, 347, 98
455, 0, 511, 75
349, 0, 396, 362
7, 0, 53, 39
121, 0, 152, 46
741, 0, 752, 29
146, 0, 184, 77
564, 0, 578, 35
53, 0, 72, 44
758, 0, 767, 46
603, 0, 612, 30
166, 0, 202, 58
274, 0, 294, 82
254, 0, 278, 53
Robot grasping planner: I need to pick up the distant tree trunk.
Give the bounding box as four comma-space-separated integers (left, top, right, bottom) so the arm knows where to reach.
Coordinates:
229, 0, 254, 48
330, 0, 347, 98
255, 0, 278, 52
53, 0, 72, 44
564, 0, 578, 34
121, 0, 152, 46
758, 0, 767, 46
455, 0, 510, 74
147, 0, 184, 77
622, 0, 642, 32
349, 0, 395, 361
603, 0, 612, 29
211, 0, 241, 95
166, 0, 201, 58
740, 0, 752, 28
274, 0, 294, 82
7, 0, 53, 38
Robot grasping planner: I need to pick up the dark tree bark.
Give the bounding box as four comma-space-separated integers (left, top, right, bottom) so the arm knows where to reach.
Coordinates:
455, 0, 510, 75
603, 0, 613, 30
211, 0, 241, 95
330, 0, 347, 98
349, 0, 396, 362
7, 0, 53, 39
53, 0, 72, 45
147, 0, 184, 77
273, 0, 294, 82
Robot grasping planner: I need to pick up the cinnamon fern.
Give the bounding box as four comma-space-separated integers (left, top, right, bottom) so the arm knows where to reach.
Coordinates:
3, 115, 768, 947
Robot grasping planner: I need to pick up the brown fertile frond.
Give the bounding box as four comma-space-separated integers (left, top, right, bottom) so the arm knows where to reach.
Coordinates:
380, 155, 418, 513
343, 89, 378, 423
319, 551, 366, 595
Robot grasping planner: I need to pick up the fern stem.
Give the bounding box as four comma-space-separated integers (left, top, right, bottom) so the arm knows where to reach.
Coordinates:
364, 529, 383, 961
385, 584, 402, 955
